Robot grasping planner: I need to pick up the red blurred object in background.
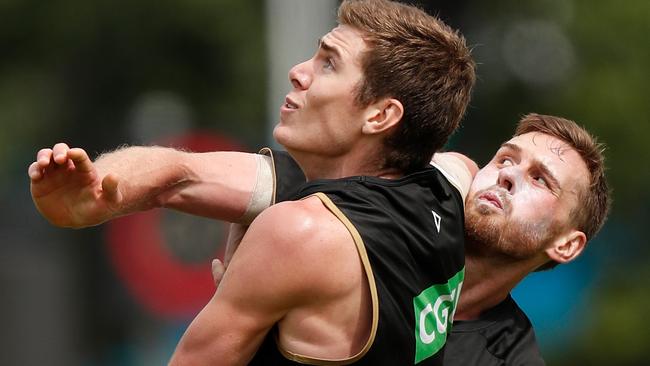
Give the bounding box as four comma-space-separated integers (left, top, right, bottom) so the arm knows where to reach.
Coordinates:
105, 132, 244, 319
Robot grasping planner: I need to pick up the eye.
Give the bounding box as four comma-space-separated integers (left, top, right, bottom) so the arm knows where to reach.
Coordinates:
498, 157, 513, 167
533, 176, 548, 187
323, 58, 335, 70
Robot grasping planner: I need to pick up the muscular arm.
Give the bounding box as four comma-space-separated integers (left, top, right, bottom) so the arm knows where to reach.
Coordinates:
28, 143, 262, 228
170, 198, 357, 365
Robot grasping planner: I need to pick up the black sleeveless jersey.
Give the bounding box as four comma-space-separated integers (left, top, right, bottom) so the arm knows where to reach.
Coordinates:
250, 150, 466, 365
444, 295, 545, 366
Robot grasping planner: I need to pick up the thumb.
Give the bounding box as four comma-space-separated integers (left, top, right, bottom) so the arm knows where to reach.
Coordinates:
211, 259, 226, 287
101, 173, 123, 205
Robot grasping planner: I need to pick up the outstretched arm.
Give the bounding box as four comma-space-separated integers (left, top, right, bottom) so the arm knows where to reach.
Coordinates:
28, 143, 261, 228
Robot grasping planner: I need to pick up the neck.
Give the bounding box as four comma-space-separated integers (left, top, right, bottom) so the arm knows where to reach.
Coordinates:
456, 243, 542, 320
288, 146, 402, 181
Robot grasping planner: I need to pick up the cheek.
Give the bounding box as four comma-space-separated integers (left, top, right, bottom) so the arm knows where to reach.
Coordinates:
468, 169, 498, 196
305, 92, 345, 127
311, 96, 360, 130
309, 75, 358, 107
510, 193, 558, 222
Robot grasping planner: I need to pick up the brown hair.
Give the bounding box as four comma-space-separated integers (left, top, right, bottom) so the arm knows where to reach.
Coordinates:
338, 0, 475, 173
515, 113, 611, 270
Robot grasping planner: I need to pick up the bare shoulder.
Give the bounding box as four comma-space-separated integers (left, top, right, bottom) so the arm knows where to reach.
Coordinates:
240, 196, 360, 297
251, 196, 353, 248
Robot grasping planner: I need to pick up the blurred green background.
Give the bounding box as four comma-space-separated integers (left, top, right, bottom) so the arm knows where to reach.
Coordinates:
1, 0, 648, 365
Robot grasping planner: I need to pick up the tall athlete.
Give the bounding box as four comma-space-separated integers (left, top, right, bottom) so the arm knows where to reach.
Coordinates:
29, 0, 476, 364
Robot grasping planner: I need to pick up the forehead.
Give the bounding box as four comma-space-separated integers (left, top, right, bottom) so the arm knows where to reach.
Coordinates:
501, 132, 589, 193
321, 25, 367, 64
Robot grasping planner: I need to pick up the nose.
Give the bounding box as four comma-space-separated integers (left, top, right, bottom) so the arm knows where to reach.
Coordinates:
288, 60, 311, 90
497, 166, 517, 193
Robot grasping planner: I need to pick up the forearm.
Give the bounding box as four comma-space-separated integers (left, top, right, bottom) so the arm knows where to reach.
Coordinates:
95, 147, 260, 222
92, 146, 189, 217
162, 151, 262, 222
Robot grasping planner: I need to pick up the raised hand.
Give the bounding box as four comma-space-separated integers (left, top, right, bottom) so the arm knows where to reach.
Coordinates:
28, 143, 123, 228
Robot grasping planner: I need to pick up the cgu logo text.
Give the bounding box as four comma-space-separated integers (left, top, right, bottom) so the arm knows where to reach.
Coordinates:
413, 269, 464, 364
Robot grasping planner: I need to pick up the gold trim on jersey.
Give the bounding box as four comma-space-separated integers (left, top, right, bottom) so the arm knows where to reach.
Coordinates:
275, 192, 380, 365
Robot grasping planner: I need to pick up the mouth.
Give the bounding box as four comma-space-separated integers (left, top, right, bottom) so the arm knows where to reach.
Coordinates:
477, 191, 503, 210
283, 96, 299, 110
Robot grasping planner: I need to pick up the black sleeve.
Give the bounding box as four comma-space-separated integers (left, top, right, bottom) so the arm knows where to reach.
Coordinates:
259, 148, 306, 203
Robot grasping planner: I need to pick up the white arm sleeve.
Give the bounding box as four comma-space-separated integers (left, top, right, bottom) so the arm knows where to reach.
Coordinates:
430, 154, 472, 204
239, 154, 274, 225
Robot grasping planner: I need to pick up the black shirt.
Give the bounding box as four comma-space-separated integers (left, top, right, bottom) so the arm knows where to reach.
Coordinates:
253, 150, 545, 365
445, 295, 545, 365
249, 150, 465, 365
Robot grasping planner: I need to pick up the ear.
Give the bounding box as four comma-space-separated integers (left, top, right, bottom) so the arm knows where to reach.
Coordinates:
545, 229, 587, 264
361, 98, 404, 135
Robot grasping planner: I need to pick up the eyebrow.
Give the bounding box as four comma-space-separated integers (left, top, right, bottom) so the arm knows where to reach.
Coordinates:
500, 142, 521, 154
318, 38, 342, 61
499, 142, 561, 190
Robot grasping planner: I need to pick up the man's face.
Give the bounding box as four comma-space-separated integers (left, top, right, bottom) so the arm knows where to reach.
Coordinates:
464, 132, 589, 260
273, 25, 369, 158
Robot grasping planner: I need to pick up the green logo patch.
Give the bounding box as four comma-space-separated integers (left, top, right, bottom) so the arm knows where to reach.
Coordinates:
413, 268, 464, 364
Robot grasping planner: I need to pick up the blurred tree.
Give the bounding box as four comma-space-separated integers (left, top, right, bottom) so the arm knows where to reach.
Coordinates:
0, 0, 266, 187
0, 1, 266, 364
